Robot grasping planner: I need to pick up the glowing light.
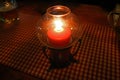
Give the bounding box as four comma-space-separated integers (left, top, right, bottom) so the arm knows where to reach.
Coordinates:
53, 19, 64, 32
5, 2, 10, 7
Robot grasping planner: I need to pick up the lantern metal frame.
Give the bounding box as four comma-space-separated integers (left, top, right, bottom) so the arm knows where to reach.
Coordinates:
42, 39, 81, 71
37, 5, 82, 71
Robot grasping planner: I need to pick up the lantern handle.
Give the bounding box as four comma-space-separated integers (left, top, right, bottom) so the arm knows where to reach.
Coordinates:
42, 46, 50, 59
42, 39, 81, 59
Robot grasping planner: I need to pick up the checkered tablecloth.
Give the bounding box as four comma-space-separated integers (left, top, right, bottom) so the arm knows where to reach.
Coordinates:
0, 11, 120, 80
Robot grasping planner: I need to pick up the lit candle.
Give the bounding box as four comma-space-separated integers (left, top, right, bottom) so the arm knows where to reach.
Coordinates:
47, 19, 71, 47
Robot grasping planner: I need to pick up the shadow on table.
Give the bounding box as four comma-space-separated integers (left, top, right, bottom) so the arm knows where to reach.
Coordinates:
118, 40, 120, 53
0, 64, 43, 80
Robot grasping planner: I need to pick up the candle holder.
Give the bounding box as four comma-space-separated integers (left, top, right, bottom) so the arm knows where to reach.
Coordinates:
36, 5, 82, 71
42, 39, 81, 71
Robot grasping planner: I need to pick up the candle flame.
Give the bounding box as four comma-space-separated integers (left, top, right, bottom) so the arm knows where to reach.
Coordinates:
54, 19, 64, 32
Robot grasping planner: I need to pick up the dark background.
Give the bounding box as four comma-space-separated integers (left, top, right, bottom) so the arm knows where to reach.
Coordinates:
16, 0, 120, 11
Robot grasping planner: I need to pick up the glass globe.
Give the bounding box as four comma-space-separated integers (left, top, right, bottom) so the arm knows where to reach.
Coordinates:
0, 0, 18, 29
37, 5, 81, 49
0, 0, 17, 11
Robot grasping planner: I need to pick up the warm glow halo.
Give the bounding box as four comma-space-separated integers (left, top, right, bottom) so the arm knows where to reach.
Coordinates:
53, 18, 64, 32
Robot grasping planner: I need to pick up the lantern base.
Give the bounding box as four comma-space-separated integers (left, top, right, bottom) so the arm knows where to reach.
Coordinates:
42, 39, 81, 71
48, 48, 78, 71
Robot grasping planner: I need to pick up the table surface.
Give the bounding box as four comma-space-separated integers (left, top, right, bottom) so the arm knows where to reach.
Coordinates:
0, 2, 120, 80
